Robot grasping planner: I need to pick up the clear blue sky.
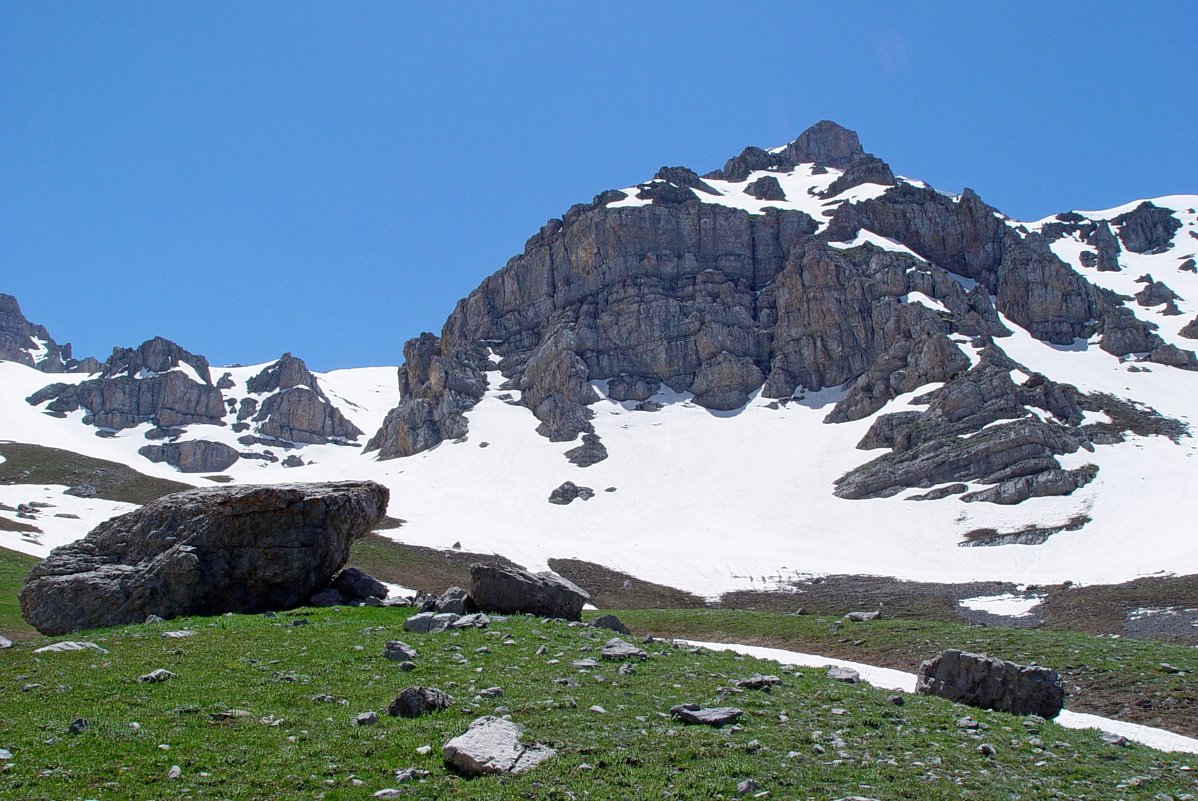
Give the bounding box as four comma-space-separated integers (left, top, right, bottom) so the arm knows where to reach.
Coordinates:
3, 3, 1195, 370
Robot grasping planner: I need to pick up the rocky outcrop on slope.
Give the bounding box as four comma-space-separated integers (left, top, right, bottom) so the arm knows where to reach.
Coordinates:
27, 337, 226, 430
19, 481, 389, 634
0, 293, 97, 373
246, 354, 363, 444
1112, 201, 1181, 254
138, 440, 240, 473
705, 119, 867, 181
835, 349, 1094, 501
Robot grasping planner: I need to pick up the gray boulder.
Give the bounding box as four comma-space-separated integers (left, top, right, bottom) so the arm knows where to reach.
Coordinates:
592, 614, 631, 635
442, 716, 556, 776
19, 481, 389, 635
402, 612, 461, 633
915, 649, 1065, 718
469, 563, 589, 620
600, 637, 647, 660
434, 586, 475, 614
138, 440, 239, 473
387, 686, 452, 718
332, 567, 387, 601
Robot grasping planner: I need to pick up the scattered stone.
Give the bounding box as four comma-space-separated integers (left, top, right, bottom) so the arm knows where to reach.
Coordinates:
403, 612, 461, 633
548, 481, 595, 505
144, 614, 165, 624
825, 666, 861, 683
161, 630, 196, 639
735, 674, 781, 690
67, 718, 88, 735
442, 715, 556, 776
167, 765, 182, 780
355, 711, 378, 726
0, 635, 12, 649
669, 704, 743, 727
978, 743, 997, 757
916, 649, 1064, 718
1159, 663, 1183, 674
737, 778, 760, 794
888, 694, 905, 706
479, 687, 503, 698
63, 484, 98, 498
451, 612, 491, 628
394, 768, 431, 782
138, 668, 176, 683
589, 705, 607, 714
469, 563, 589, 620
434, 586, 475, 615
845, 610, 880, 622
373, 790, 402, 799
618, 663, 636, 676
572, 658, 600, 669
600, 637, 647, 660
591, 613, 631, 635
33, 641, 108, 654
384, 641, 418, 661
387, 687, 453, 718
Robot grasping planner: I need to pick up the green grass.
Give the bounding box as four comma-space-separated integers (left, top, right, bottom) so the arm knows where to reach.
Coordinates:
0, 545, 38, 639
615, 608, 1198, 739
0, 606, 1194, 801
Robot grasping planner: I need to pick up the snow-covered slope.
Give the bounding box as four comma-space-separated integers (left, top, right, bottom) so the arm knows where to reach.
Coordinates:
3, 127, 1197, 598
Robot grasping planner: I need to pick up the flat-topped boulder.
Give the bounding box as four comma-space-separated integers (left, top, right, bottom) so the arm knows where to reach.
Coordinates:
916, 649, 1065, 718
469, 563, 588, 621
19, 481, 389, 634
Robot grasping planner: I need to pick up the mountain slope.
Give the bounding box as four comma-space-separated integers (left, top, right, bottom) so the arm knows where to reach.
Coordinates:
2, 120, 1196, 600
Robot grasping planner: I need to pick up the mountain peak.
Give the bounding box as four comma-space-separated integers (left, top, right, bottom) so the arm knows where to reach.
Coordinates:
779, 120, 864, 169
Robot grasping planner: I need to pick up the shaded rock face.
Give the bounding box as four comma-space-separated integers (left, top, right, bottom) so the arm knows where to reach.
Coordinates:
707, 119, 866, 181
245, 354, 364, 445
19, 481, 389, 635
915, 649, 1065, 718
469, 563, 588, 620
820, 153, 896, 197
29, 369, 227, 430
138, 440, 240, 473
1112, 202, 1180, 254
0, 293, 93, 373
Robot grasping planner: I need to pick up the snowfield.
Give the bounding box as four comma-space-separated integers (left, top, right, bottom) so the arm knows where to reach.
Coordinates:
3, 193, 1198, 599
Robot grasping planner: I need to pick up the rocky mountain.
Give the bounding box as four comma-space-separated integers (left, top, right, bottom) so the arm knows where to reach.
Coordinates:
0, 293, 99, 374
2, 119, 1196, 599
365, 121, 1196, 510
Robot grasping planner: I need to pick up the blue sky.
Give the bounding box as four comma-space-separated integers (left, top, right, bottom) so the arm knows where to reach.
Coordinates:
3, 3, 1195, 370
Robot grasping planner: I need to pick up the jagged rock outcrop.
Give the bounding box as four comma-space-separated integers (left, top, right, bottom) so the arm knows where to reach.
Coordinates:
27, 337, 226, 430
138, 440, 240, 473
835, 350, 1091, 501
1180, 317, 1198, 339
243, 354, 363, 445
706, 119, 867, 181
1112, 201, 1180, 254
744, 175, 786, 201
19, 481, 389, 634
820, 153, 896, 197
0, 293, 95, 373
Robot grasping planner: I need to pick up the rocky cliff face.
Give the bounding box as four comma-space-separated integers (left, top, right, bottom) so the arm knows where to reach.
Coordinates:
0, 293, 98, 373
365, 120, 1195, 507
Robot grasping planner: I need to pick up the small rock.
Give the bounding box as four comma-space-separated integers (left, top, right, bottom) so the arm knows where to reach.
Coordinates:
592, 614, 631, 635
144, 614, 166, 624
736, 673, 781, 690
0, 635, 12, 649
845, 610, 880, 622
978, 743, 997, 757
33, 641, 109, 654
395, 661, 416, 672
737, 778, 759, 794
168, 765, 182, 780
415, 745, 433, 756
825, 666, 860, 683
479, 687, 503, 698
669, 704, 743, 727
394, 767, 431, 782
138, 668, 177, 683
618, 663, 636, 676
601, 637, 647, 660
161, 630, 197, 639
572, 658, 600, 669
355, 711, 378, 726
384, 640, 418, 661
67, 718, 89, 735
0, 749, 11, 760
1160, 663, 1183, 674
387, 686, 453, 718
373, 791, 402, 799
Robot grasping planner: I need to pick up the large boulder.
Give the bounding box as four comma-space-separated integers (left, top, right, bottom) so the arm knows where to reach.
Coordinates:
915, 649, 1065, 718
138, 440, 240, 473
442, 716, 556, 776
19, 481, 389, 635
469, 563, 588, 621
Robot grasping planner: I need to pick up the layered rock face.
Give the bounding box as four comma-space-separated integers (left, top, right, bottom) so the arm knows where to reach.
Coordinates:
916, 649, 1065, 718
27, 338, 226, 430
365, 121, 1193, 508
19, 481, 389, 634
245, 354, 363, 444
26, 342, 364, 472
0, 293, 98, 373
